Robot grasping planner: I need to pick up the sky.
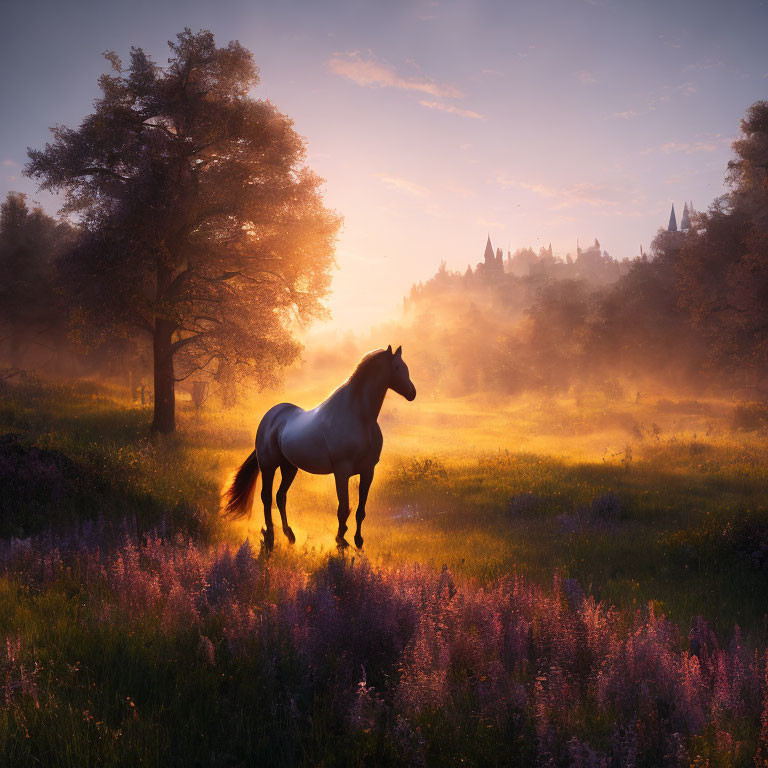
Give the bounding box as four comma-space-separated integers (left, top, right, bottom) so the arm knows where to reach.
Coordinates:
1, 0, 767, 332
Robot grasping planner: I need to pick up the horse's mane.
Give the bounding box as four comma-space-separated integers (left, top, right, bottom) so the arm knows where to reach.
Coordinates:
346, 349, 390, 388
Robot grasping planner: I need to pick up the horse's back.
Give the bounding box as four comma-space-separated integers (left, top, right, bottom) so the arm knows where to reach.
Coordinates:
257, 402, 333, 475
279, 405, 335, 475
255, 403, 302, 470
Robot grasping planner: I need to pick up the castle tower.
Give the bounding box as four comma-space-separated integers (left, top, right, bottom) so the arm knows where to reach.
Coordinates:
680, 202, 691, 230
668, 204, 677, 232
483, 235, 494, 265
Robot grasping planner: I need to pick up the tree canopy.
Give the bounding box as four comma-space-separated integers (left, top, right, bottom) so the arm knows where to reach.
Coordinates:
26, 29, 340, 431
677, 101, 768, 375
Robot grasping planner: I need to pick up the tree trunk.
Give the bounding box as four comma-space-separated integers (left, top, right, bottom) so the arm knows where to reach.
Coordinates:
151, 318, 176, 433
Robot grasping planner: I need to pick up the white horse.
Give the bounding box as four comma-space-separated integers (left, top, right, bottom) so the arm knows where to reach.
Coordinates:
224, 346, 416, 549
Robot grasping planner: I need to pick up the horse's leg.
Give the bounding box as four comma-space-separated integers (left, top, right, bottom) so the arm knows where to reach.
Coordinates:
334, 471, 351, 547
276, 461, 298, 544
354, 467, 374, 549
260, 466, 276, 550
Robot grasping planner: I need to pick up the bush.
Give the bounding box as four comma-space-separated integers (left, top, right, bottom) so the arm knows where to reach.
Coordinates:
732, 402, 768, 432
393, 457, 448, 486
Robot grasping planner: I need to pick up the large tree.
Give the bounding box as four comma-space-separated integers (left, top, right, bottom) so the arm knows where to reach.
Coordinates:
677, 102, 768, 379
27, 29, 340, 432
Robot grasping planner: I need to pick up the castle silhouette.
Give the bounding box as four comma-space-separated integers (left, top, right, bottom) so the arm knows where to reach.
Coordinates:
471, 202, 694, 285
471, 234, 627, 284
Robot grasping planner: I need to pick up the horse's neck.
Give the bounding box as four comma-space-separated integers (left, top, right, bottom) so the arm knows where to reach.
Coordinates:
345, 368, 388, 423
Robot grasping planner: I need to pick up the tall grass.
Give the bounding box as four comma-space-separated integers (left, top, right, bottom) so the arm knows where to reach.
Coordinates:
2, 377, 768, 764
1, 521, 766, 766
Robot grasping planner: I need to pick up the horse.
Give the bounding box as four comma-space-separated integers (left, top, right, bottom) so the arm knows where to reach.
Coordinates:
224, 345, 416, 549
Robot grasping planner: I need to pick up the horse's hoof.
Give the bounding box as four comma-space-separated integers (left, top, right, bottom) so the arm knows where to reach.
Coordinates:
284, 527, 296, 544
336, 535, 350, 549
262, 527, 275, 550
354, 533, 364, 549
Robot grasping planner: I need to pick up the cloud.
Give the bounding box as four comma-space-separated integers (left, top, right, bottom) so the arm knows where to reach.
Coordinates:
445, 183, 476, 199
418, 100, 485, 120
416, 0, 440, 21
576, 70, 597, 85
496, 177, 558, 198
683, 59, 725, 73
641, 134, 731, 156
658, 32, 683, 49
495, 176, 622, 210
1, 159, 17, 167
553, 182, 618, 209
614, 81, 698, 120
659, 141, 718, 154
477, 217, 502, 229
648, 82, 697, 110
375, 173, 429, 197
329, 51, 462, 99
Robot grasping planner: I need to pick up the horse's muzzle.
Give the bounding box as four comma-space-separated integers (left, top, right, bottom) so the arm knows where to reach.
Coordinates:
405, 384, 416, 401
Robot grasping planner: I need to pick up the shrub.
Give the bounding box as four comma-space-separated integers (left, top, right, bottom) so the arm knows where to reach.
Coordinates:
393, 457, 448, 486
732, 402, 768, 432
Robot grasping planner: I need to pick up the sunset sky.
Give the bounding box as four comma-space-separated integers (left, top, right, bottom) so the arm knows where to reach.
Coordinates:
2, 0, 767, 331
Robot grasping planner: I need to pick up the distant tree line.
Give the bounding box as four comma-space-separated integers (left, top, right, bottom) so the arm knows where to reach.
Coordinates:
0, 29, 339, 432
0, 193, 74, 369
396, 101, 768, 398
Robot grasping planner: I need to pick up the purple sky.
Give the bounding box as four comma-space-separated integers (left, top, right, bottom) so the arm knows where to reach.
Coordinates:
2, 0, 767, 330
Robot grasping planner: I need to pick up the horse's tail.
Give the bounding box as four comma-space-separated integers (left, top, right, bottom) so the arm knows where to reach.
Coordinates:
224, 450, 260, 518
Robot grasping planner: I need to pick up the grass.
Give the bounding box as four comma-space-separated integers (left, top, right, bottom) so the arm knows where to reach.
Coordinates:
2, 376, 767, 636
1, 375, 768, 765
244, 387, 768, 639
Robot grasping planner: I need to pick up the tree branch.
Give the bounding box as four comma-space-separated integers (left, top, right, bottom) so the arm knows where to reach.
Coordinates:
175, 355, 217, 382
72, 167, 129, 181
172, 333, 206, 352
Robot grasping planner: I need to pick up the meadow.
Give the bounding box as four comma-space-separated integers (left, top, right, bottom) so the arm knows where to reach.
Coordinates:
1, 375, 768, 766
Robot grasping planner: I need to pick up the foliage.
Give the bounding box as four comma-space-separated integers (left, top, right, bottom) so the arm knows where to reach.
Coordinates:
26, 29, 340, 432
0, 378, 223, 540
385, 101, 768, 399
732, 402, 768, 433
1, 522, 768, 766
393, 456, 449, 486
676, 101, 768, 374
3, 379, 768, 764
0, 192, 75, 368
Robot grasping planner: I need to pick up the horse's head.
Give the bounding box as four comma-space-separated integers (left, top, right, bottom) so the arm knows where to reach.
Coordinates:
386, 345, 416, 401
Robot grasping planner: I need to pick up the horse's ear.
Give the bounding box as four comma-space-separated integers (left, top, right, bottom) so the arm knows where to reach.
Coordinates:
387, 345, 392, 355
394, 345, 402, 358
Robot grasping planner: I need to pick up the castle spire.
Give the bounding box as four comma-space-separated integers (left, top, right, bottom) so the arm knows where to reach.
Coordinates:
668, 204, 677, 232
680, 202, 690, 230
483, 235, 494, 264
